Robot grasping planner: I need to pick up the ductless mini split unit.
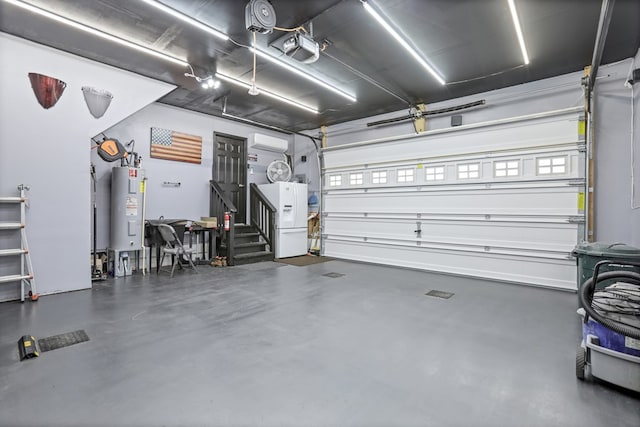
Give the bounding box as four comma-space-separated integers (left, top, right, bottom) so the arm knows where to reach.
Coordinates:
248, 133, 288, 153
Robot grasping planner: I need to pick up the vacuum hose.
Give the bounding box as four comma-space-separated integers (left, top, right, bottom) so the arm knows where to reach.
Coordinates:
579, 270, 640, 339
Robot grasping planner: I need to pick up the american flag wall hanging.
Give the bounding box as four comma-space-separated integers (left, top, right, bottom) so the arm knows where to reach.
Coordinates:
150, 127, 202, 164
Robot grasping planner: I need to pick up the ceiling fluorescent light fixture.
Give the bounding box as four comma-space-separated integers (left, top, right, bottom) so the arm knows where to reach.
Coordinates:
3, 0, 189, 67
138, 0, 228, 41
215, 73, 319, 114
361, 1, 445, 85
507, 0, 530, 65
252, 48, 357, 103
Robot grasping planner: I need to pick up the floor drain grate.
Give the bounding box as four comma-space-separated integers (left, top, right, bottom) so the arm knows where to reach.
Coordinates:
323, 272, 345, 278
38, 330, 89, 352
425, 290, 454, 299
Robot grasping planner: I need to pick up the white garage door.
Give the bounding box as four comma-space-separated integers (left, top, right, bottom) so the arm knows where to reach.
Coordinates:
322, 108, 585, 290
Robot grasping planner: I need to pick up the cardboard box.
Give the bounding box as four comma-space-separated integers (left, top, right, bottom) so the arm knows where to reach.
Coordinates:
196, 216, 217, 228
90, 257, 102, 270
90, 254, 105, 272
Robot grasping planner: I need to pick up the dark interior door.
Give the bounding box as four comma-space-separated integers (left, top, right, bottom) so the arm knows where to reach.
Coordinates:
213, 133, 247, 223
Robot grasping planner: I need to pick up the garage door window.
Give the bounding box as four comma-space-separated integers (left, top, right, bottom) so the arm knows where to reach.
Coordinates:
397, 168, 414, 183
329, 175, 342, 186
426, 166, 445, 181
457, 163, 480, 179
372, 171, 387, 184
350, 173, 364, 185
495, 161, 519, 177
537, 156, 567, 175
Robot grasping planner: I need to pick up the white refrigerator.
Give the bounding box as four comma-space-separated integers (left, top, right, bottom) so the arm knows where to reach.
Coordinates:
257, 182, 308, 258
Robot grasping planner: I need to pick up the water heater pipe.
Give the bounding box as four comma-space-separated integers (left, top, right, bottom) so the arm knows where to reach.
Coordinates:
140, 176, 148, 275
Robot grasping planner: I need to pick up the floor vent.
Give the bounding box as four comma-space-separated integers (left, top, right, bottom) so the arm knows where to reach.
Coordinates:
425, 290, 454, 299
323, 272, 345, 278
38, 330, 90, 352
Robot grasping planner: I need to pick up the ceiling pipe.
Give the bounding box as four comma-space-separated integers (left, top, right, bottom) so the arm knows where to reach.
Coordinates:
220, 96, 321, 142
221, 111, 292, 134
323, 51, 410, 105
589, 0, 616, 90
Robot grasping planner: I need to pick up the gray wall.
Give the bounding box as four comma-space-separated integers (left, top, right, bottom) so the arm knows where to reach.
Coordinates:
594, 55, 640, 246
295, 53, 640, 247
0, 33, 174, 301
94, 103, 294, 251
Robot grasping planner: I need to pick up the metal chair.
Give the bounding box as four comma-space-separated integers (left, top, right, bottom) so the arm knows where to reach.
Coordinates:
157, 223, 198, 277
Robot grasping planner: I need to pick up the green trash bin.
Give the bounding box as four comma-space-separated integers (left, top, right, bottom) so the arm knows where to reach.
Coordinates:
572, 242, 640, 306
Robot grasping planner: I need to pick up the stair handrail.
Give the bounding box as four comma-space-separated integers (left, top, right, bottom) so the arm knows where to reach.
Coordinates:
249, 183, 276, 253
209, 180, 237, 265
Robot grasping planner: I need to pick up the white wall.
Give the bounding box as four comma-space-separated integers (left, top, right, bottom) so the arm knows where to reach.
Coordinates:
0, 33, 175, 300
94, 103, 294, 250
295, 56, 640, 247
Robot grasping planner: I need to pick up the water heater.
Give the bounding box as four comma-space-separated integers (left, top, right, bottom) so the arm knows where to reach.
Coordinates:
110, 166, 144, 251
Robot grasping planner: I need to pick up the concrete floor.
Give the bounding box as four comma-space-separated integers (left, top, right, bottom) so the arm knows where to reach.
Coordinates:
0, 259, 638, 427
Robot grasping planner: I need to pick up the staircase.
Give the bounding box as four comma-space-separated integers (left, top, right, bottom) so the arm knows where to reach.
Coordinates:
210, 181, 277, 267
221, 224, 274, 265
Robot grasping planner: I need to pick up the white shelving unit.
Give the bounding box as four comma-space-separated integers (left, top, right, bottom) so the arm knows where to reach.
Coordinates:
0, 184, 38, 302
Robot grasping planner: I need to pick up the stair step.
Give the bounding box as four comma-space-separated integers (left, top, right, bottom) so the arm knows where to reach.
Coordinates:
0, 274, 33, 284
234, 241, 267, 248
220, 240, 262, 249
234, 232, 261, 244
235, 232, 260, 238
0, 249, 26, 257
234, 241, 268, 255
233, 250, 274, 265
234, 224, 255, 231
